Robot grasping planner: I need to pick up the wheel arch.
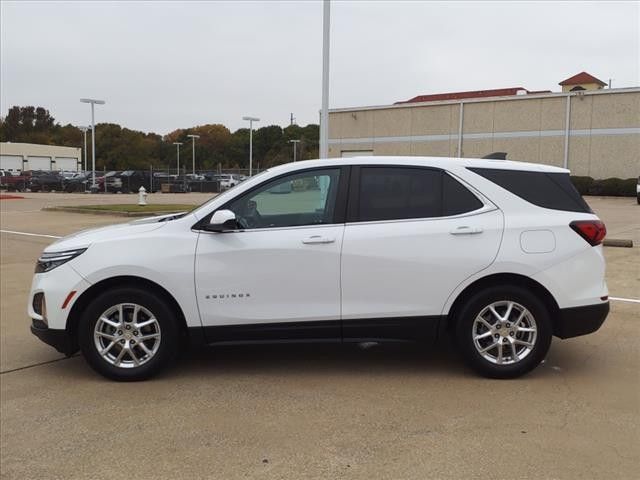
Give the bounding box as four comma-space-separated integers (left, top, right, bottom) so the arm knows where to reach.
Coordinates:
66, 275, 189, 351
443, 273, 560, 334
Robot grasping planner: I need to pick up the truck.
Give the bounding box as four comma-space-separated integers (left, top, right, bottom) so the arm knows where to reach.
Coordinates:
0, 170, 30, 191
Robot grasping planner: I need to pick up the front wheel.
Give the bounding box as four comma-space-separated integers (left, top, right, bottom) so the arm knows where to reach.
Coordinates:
78, 288, 179, 381
455, 286, 552, 379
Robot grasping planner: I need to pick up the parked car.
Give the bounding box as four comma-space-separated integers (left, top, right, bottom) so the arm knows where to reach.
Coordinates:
28, 171, 64, 192
0, 170, 29, 191
117, 170, 155, 193
185, 173, 205, 181
212, 173, 241, 189
29, 156, 609, 381
63, 174, 90, 193
94, 171, 121, 192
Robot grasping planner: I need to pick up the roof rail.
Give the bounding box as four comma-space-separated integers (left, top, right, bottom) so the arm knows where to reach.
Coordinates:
482, 152, 508, 160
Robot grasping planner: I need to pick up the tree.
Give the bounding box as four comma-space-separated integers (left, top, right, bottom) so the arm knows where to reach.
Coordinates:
0, 105, 320, 172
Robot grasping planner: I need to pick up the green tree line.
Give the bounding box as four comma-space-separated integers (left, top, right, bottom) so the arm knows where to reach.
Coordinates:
0, 106, 319, 172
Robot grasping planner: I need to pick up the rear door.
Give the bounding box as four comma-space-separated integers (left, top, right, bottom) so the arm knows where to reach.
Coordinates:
340, 166, 503, 341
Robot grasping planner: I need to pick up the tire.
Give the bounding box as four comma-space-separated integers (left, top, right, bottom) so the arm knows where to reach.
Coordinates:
78, 287, 180, 381
455, 285, 552, 379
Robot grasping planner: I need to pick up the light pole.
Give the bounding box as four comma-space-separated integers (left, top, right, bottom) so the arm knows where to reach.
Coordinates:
187, 134, 200, 176
80, 98, 105, 190
319, 0, 330, 159
289, 139, 301, 162
242, 116, 260, 176
173, 142, 183, 176
78, 126, 89, 173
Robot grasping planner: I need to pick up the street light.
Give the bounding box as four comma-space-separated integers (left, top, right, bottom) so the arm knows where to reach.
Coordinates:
242, 116, 260, 176
173, 142, 183, 177
186, 134, 200, 176
319, 0, 330, 158
80, 98, 105, 190
78, 126, 89, 173
289, 139, 301, 162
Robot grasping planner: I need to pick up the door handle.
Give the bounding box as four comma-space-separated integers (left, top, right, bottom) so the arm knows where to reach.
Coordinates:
302, 235, 335, 244
450, 226, 483, 235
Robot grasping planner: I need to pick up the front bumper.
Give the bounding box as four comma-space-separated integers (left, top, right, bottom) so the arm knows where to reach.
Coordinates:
554, 302, 610, 339
30, 319, 76, 356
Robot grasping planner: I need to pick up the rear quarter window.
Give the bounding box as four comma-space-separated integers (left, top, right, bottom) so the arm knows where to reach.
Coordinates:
468, 168, 592, 213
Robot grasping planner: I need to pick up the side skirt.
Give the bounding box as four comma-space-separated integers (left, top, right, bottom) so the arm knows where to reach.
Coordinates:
188, 316, 445, 347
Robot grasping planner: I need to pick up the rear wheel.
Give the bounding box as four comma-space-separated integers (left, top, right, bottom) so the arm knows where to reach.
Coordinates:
455, 286, 552, 378
78, 288, 179, 381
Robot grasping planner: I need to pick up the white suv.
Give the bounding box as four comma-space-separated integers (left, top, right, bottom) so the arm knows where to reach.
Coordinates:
28, 157, 609, 381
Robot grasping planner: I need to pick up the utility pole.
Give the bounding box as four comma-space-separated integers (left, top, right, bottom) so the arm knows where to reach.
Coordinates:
173, 142, 182, 176
187, 134, 200, 176
78, 126, 89, 173
242, 116, 260, 176
79, 98, 105, 190
289, 139, 301, 162
319, 0, 331, 158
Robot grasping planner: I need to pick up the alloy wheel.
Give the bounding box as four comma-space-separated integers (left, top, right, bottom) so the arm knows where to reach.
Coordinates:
93, 303, 161, 368
472, 300, 537, 365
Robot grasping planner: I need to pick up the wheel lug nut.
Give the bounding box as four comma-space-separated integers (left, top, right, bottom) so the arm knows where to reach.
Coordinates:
120, 339, 125, 344
131, 340, 136, 345
506, 323, 511, 328
509, 332, 514, 337
125, 325, 131, 330
496, 325, 501, 330
133, 331, 138, 336
117, 330, 123, 335
494, 334, 499, 339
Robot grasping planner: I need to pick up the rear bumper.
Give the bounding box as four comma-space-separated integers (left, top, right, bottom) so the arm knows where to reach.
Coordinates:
30, 320, 76, 356
554, 302, 609, 339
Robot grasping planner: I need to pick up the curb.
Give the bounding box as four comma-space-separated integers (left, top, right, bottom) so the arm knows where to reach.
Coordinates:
603, 238, 634, 248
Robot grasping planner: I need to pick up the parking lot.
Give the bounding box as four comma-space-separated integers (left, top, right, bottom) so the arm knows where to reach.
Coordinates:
1, 193, 638, 479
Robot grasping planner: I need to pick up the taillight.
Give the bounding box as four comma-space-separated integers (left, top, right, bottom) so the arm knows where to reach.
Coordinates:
570, 220, 606, 246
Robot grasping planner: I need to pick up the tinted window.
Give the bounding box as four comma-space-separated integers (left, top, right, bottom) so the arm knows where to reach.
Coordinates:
358, 167, 442, 221
468, 168, 591, 213
443, 173, 484, 216
227, 168, 340, 229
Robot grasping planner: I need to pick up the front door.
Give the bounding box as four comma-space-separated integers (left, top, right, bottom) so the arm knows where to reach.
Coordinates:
195, 167, 348, 343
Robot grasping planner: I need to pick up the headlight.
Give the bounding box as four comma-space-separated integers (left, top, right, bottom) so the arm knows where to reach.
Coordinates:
35, 248, 87, 273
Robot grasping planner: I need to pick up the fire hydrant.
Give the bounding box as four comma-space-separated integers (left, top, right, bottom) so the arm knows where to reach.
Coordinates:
138, 186, 147, 206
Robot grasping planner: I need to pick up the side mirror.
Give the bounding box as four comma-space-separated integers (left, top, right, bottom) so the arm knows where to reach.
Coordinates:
204, 209, 238, 232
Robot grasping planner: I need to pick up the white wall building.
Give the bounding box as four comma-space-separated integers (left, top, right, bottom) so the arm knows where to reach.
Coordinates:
0, 142, 81, 173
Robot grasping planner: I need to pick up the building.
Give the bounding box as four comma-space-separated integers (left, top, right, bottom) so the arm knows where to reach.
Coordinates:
328, 72, 639, 179
559, 71, 607, 92
0, 142, 82, 173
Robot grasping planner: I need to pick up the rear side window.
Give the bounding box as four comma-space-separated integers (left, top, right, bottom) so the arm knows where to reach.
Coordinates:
468, 168, 591, 213
355, 167, 483, 222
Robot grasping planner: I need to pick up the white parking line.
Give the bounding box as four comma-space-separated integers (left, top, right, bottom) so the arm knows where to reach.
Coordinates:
0, 230, 62, 239
610, 297, 640, 304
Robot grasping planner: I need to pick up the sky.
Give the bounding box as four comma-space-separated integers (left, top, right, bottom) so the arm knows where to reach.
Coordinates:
1, 1, 638, 135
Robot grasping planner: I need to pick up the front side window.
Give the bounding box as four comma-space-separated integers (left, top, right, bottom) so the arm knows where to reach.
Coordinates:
227, 168, 341, 229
